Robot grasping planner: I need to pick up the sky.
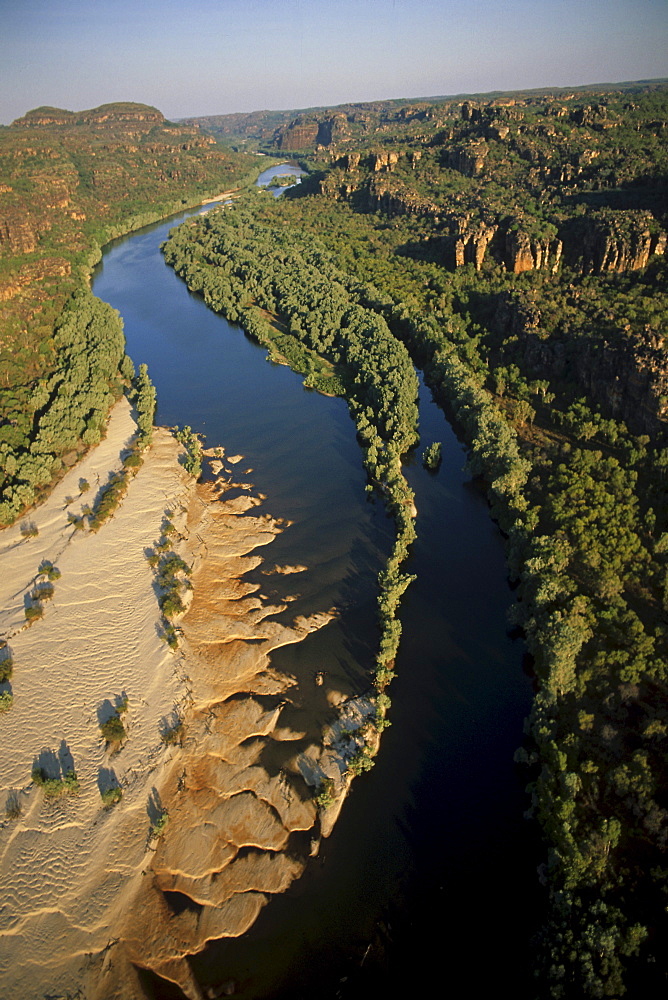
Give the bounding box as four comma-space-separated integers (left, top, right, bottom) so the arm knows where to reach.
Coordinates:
1, 0, 667, 125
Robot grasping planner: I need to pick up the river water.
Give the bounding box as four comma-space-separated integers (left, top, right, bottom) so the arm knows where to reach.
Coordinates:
92, 168, 537, 999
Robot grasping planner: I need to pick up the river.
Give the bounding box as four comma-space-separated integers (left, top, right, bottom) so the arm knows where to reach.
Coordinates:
92, 166, 538, 999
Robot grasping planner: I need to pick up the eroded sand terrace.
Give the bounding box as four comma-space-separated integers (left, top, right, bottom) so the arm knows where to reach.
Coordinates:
0, 399, 373, 999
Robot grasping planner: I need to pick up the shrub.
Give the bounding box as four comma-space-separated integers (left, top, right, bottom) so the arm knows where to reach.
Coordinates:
151, 810, 169, 838
161, 720, 184, 745
5, 791, 21, 819
32, 767, 79, 797
100, 714, 126, 742
347, 748, 375, 776
39, 561, 61, 581
62, 771, 80, 793
0, 691, 14, 712
123, 449, 142, 469
160, 592, 185, 618
174, 425, 203, 478
0, 657, 13, 684
162, 623, 179, 649
20, 523, 39, 539
101, 786, 122, 807
315, 778, 336, 809
24, 604, 44, 624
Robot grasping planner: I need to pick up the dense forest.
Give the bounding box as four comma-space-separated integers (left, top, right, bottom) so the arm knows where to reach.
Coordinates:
164, 83, 668, 998
0, 102, 264, 523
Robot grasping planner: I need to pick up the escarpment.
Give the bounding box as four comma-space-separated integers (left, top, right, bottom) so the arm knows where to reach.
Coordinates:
274, 115, 347, 151
443, 140, 489, 176
504, 225, 562, 274
580, 209, 666, 274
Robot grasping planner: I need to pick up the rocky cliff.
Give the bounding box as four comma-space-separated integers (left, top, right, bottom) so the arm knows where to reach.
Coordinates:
12, 102, 165, 127
581, 209, 666, 274
453, 214, 498, 268
504, 226, 563, 274
444, 140, 489, 176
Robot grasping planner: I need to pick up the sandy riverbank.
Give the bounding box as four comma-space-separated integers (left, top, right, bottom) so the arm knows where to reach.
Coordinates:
0, 398, 367, 999
0, 398, 194, 996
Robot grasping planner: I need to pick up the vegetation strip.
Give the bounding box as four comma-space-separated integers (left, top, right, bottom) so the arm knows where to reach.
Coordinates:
163, 206, 420, 762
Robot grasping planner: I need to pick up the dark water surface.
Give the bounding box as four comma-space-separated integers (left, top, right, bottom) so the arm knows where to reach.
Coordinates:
92, 185, 538, 999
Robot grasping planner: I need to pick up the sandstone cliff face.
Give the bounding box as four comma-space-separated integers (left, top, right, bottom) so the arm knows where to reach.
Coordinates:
12, 108, 76, 127
461, 101, 482, 123
0, 213, 41, 254
316, 166, 439, 219
444, 141, 489, 176
360, 179, 439, 218
505, 227, 563, 274
275, 120, 319, 150
370, 150, 400, 172
582, 210, 666, 274
454, 215, 498, 269
274, 115, 346, 151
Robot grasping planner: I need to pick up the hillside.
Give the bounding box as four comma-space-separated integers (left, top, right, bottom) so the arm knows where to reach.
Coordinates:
185, 78, 668, 153
0, 102, 262, 524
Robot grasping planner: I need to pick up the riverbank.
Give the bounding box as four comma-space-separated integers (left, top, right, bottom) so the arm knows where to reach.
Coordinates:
0, 398, 364, 999
0, 398, 193, 996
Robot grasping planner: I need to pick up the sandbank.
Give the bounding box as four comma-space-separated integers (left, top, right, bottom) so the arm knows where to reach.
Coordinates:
0, 398, 368, 999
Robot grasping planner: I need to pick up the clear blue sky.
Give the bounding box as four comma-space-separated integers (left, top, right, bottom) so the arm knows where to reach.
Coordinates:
1, 0, 667, 124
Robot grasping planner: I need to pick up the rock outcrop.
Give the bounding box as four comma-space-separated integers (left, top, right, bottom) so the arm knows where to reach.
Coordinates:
274, 115, 346, 151
370, 150, 400, 172
453, 215, 498, 269
505, 226, 563, 274
582, 210, 666, 274
444, 141, 489, 176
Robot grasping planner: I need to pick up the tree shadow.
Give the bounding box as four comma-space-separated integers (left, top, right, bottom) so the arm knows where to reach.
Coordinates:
97, 698, 117, 726
97, 693, 127, 726
97, 766, 121, 795
58, 740, 75, 775
33, 748, 61, 780
146, 787, 164, 826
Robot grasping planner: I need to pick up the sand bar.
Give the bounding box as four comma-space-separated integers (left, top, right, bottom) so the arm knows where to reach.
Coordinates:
0, 397, 373, 1000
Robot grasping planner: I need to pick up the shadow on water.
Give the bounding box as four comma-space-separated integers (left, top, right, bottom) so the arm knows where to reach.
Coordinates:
93, 211, 539, 999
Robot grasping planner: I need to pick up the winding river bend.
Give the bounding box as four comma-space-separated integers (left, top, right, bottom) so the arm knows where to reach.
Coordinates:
93, 172, 537, 999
